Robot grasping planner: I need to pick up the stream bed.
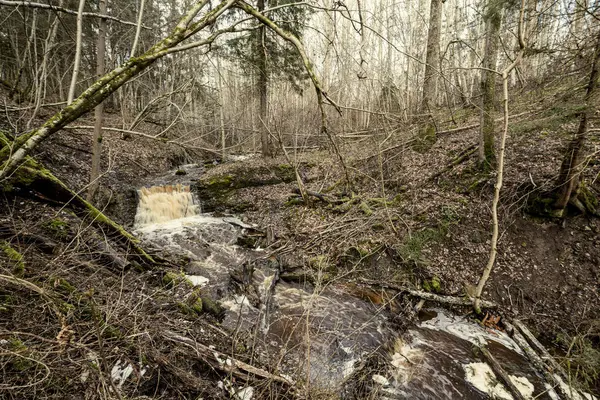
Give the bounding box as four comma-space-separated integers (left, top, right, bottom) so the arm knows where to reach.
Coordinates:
132, 180, 562, 399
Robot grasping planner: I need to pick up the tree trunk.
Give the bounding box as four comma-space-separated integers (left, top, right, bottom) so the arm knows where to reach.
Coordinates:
87, 0, 107, 201
217, 55, 227, 159
420, 0, 443, 113
0, 1, 237, 181
27, 1, 62, 129
478, 1, 502, 168
68, 0, 86, 105
257, 0, 271, 157
131, 0, 146, 57
553, 28, 600, 216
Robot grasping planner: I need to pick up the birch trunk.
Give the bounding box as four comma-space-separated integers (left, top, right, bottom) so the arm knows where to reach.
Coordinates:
67, 0, 86, 105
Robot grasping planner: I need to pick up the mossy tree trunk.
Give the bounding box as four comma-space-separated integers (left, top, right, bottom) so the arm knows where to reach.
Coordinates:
478, 0, 502, 169
420, 0, 444, 114
553, 28, 600, 217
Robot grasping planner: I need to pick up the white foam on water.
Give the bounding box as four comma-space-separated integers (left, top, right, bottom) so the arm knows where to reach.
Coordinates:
463, 362, 513, 400
390, 337, 426, 385
134, 214, 226, 236
420, 310, 523, 354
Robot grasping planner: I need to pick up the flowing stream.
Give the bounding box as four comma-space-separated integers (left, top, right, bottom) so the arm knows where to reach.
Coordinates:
132, 179, 563, 399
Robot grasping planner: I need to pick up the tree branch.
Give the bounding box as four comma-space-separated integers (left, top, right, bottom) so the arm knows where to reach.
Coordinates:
0, 0, 148, 28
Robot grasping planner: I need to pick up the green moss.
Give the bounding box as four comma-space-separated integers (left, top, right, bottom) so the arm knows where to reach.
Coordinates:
1, 241, 25, 276
200, 295, 225, 319
190, 297, 203, 314
8, 338, 35, 371
412, 123, 437, 153
207, 174, 235, 188
285, 197, 304, 206
359, 202, 373, 216
52, 278, 77, 295
399, 228, 443, 266
101, 323, 122, 339
42, 218, 69, 239
162, 271, 193, 288
423, 276, 442, 293
177, 302, 195, 316
175, 169, 187, 176
579, 183, 599, 214
308, 255, 329, 270
526, 195, 558, 217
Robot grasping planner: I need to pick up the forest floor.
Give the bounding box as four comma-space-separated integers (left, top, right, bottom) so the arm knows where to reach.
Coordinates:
1, 81, 599, 398
194, 86, 600, 395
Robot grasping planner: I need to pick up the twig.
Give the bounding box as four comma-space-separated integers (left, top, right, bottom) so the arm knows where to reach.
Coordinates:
0, 0, 148, 28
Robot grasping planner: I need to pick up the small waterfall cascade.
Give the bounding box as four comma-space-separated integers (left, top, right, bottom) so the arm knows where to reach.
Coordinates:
134, 184, 201, 228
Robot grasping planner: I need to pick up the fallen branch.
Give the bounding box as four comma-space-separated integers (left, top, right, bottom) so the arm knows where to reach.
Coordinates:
163, 331, 295, 386
0, 0, 148, 28
478, 346, 527, 400
430, 143, 478, 180
0, 227, 59, 254
512, 320, 568, 381
63, 125, 223, 156
2, 155, 155, 266
357, 279, 497, 309
290, 188, 342, 204
404, 288, 497, 309
360, 109, 538, 164
504, 321, 580, 400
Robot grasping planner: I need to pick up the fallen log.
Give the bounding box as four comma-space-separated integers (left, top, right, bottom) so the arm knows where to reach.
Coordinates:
356, 278, 498, 309
504, 321, 580, 400
477, 346, 527, 400
512, 319, 568, 380
163, 330, 295, 386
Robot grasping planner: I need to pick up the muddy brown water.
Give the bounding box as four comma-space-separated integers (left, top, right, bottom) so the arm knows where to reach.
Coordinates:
132, 180, 561, 399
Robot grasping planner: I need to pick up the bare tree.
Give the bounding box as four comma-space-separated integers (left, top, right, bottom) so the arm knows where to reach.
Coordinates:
257, 0, 272, 157
478, 0, 503, 168
473, 0, 527, 314
552, 27, 600, 217
420, 0, 445, 113
87, 0, 108, 201
67, 0, 86, 105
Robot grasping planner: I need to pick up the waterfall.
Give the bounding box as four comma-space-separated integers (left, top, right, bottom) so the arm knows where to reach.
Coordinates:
134, 184, 201, 228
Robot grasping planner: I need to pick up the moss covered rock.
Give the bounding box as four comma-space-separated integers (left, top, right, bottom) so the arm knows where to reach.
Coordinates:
195, 164, 299, 212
